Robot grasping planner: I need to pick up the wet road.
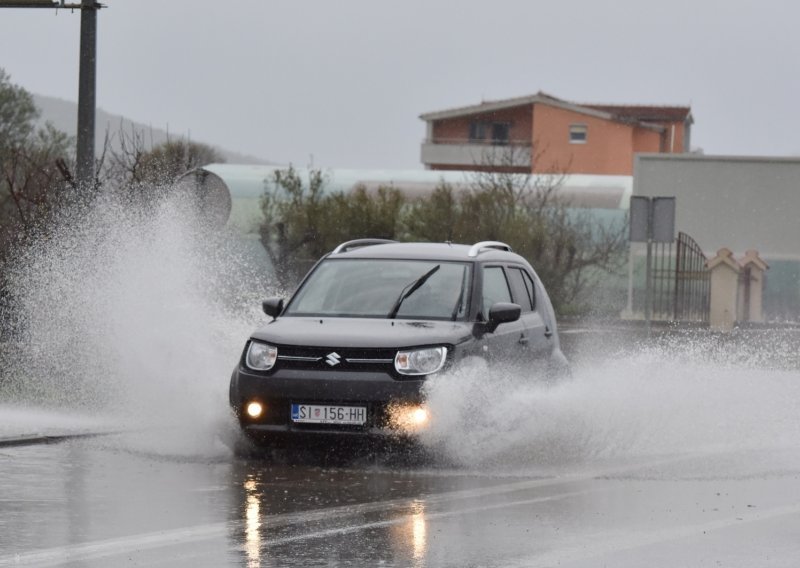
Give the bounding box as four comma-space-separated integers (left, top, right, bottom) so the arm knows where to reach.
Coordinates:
3, 325, 800, 566
2, 434, 800, 567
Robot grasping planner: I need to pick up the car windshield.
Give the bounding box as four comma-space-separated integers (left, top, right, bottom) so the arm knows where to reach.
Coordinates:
285, 259, 471, 320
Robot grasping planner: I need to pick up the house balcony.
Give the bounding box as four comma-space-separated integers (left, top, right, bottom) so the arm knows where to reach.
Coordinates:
420, 138, 532, 169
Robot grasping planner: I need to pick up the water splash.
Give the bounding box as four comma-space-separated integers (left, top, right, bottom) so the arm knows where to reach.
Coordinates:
421, 334, 800, 470
4, 190, 799, 469
3, 189, 273, 457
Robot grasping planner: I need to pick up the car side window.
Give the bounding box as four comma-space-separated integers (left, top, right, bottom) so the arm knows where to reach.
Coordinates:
520, 269, 537, 311
482, 266, 512, 315
507, 267, 535, 312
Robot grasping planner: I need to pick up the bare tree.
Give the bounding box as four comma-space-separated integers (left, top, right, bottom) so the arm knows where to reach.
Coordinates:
404, 143, 625, 312
99, 124, 225, 192
257, 147, 625, 313
1, 70, 75, 336
1, 68, 74, 269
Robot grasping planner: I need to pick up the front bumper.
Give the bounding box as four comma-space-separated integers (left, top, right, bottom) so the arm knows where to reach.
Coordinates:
230, 367, 426, 439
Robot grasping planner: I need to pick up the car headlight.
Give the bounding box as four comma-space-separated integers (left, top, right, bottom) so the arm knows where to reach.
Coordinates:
395, 346, 447, 376
245, 341, 278, 371
388, 403, 430, 433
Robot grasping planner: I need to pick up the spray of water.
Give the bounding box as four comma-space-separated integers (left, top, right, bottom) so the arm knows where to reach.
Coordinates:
3, 188, 273, 458
421, 335, 800, 472
4, 189, 798, 471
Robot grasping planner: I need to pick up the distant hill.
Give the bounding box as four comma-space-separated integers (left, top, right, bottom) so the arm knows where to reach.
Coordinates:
32, 93, 270, 166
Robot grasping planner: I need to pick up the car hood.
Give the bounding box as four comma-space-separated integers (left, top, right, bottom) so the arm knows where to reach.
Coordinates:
251, 317, 474, 349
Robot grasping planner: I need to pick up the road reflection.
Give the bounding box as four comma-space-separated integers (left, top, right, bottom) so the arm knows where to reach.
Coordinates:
243, 475, 262, 568
229, 459, 436, 566
390, 499, 427, 565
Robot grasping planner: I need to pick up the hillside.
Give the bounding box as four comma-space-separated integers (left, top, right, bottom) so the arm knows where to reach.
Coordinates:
32, 93, 270, 166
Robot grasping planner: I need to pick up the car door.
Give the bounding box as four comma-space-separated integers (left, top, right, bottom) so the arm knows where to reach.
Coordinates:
506, 265, 553, 360
479, 265, 527, 365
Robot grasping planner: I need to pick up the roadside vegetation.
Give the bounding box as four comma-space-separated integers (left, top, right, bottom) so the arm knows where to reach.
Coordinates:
0, 68, 224, 265
0, 68, 224, 385
259, 164, 627, 314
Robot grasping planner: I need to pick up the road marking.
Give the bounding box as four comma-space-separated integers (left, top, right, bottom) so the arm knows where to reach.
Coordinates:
256, 489, 594, 547
0, 488, 591, 567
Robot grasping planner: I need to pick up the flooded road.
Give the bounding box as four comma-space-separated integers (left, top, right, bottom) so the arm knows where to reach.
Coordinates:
3, 326, 800, 567
2, 430, 800, 567
2, 194, 799, 566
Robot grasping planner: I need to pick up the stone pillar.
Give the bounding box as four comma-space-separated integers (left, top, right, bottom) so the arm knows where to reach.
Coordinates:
739, 249, 769, 323
706, 248, 741, 332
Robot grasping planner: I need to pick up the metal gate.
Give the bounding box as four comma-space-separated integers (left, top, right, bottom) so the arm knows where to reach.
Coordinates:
673, 231, 710, 323
648, 240, 676, 321
638, 231, 710, 323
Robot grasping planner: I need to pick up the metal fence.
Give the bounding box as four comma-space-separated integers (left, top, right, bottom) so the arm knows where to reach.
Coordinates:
674, 231, 710, 323
649, 240, 676, 320
641, 231, 710, 323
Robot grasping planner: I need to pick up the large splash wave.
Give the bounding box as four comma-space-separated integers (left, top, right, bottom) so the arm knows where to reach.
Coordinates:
3, 190, 273, 457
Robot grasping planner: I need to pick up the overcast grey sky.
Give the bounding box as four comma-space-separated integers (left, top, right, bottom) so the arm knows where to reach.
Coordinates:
0, 0, 798, 169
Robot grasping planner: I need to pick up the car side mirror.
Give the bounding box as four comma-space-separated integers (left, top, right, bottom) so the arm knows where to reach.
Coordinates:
262, 297, 284, 319
487, 302, 521, 332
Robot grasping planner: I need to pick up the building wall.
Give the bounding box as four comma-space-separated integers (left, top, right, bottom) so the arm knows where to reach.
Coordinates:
642, 121, 687, 153
633, 154, 800, 259
634, 153, 800, 320
532, 105, 636, 175
668, 121, 687, 153
426, 104, 690, 176
632, 127, 663, 154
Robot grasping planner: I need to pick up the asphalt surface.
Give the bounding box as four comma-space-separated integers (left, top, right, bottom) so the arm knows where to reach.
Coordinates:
2, 324, 799, 567
2, 435, 800, 567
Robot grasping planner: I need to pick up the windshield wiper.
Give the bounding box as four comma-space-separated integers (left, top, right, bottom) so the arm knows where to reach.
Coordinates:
387, 265, 440, 319
450, 266, 468, 321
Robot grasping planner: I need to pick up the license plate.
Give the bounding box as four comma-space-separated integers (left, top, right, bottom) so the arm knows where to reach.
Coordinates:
291, 404, 367, 425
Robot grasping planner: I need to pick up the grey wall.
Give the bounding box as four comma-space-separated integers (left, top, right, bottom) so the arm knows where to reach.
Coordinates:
634, 154, 800, 260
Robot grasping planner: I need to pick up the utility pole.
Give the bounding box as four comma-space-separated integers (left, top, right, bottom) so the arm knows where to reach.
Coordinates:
76, 0, 99, 188
0, 0, 104, 188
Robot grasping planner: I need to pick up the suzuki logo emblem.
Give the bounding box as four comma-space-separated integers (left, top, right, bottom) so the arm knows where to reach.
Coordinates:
325, 352, 341, 366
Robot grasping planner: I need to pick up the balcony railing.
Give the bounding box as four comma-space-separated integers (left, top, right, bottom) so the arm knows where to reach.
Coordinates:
420, 138, 532, 168
423, 137, 532, 147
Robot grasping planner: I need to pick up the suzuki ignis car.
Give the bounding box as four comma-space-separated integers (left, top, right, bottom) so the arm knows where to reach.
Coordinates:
229, 239, 567, 445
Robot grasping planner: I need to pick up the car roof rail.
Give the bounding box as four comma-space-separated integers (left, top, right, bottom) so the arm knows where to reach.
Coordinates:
468, 241, 513, 257
331, 238, 397, 255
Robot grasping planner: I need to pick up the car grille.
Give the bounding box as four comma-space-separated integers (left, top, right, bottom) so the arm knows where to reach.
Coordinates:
275, 345, 396, 372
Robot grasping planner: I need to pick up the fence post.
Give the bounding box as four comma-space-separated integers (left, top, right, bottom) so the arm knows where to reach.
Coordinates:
706, 248, 740, 332
739, 250, 769, 323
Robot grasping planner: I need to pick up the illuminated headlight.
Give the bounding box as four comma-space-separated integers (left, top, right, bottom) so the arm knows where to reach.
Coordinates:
395, 346, 447, 376
246, 401, 264, 418
245, 341, 278, 371
388, 403, 430, 433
